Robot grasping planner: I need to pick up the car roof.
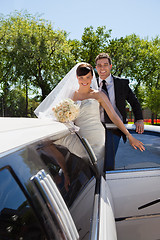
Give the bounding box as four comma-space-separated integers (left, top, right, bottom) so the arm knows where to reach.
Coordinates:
0, 117, 159, 157
0, 117, 69, 157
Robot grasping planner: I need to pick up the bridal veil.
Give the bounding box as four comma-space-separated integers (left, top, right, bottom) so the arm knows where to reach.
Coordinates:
34, 62, 98, 119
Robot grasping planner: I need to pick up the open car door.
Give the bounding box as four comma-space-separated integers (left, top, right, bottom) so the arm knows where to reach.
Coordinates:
105, 127, 160, 240
74, 134, 117, 240
90, 176, 117, 240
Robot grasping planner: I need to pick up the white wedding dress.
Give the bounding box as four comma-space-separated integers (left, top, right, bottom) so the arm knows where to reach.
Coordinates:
55, 99, 105, 174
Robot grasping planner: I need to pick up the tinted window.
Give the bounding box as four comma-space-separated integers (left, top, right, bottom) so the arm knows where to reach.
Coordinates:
0, 168, 47, 240
36, 141, 94, 207
115, 132, 160, 170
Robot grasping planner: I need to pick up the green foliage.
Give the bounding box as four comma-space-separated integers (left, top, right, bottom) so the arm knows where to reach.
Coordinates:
145, 87, 160, 116
106, 34, 143, 77
0, 11, 76, 116
68, 39, 82, 62
0, 88, 26, 117
80, 26, 112, 66
0, 11, 160, 119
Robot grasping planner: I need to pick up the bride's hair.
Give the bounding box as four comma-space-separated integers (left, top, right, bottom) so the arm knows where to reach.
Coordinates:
76, 63, 93, 77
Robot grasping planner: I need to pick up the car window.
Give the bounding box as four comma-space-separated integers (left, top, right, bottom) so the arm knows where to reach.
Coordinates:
115, 132, 160, 170
36, 140, 94, 207
0, 168, 47, 240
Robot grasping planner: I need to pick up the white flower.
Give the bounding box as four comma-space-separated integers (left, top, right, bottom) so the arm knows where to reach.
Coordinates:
52, 98, 79, 123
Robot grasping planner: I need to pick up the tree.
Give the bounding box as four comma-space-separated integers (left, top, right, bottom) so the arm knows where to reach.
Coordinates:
145, 88, 160, 124
0, 11, 75, 116
105, 35, 143, 77
0, 88, 26, 117
105, 35, 160, 107
70, 26, 112, 67
68, 39, 82, 62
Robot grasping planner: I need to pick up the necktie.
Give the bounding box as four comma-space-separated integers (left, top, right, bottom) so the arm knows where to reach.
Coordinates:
102, 80, 109, 99
101, 80, 111, 123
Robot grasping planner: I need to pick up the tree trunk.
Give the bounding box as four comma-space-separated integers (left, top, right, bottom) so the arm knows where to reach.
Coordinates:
155, 114, 157, 124
1, 97, 5, 117
25, 80, 28, 117
151, 112, 154, 125
3, 83, 10, 116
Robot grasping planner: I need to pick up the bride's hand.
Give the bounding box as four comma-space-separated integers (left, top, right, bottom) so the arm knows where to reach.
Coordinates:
127, 134, 145, 152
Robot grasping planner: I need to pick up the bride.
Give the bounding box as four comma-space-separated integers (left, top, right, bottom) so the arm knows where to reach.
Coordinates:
35, 63, 145, 174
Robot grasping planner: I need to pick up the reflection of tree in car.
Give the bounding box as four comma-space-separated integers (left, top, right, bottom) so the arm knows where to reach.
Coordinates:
0, 202, 46, 240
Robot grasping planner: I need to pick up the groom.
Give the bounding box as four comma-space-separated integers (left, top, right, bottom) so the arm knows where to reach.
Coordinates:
95, 53, 144, 171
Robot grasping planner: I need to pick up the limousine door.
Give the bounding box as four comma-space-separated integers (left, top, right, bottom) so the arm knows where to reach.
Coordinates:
106, 169, 160, 240
70, 135, 117, 240
105, 130, 160, 240
90, 176, 117, 240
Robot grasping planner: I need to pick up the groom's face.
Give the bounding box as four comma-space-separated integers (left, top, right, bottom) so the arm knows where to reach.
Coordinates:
96, 58, 112, 80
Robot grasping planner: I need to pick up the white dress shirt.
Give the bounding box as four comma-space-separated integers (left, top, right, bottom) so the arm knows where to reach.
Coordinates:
99, 74, 123, 125
99, 74, 116, 110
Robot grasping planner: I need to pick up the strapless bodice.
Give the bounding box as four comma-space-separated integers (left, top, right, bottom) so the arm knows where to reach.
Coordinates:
74, 99, 103, 136
55, 99, 105, 174
75, 99, 101, 122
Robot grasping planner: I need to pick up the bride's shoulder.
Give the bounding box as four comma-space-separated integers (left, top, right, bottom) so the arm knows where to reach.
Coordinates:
91, 89, 100, 98
90, 89, 99, 94
91, 90, 105, 104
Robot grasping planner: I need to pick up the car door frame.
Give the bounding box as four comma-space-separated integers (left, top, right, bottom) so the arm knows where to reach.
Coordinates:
104, 125, 160, 240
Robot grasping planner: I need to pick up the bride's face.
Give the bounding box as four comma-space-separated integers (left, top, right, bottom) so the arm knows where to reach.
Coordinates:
77, 71, 93, 88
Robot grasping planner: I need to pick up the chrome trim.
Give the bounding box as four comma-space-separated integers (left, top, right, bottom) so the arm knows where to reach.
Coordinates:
31, 169, 79, 240
90, 193, 100, 240
89, 178, 101, 240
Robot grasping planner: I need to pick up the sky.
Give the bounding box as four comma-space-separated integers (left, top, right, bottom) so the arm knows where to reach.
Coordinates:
0, 0, 160, 40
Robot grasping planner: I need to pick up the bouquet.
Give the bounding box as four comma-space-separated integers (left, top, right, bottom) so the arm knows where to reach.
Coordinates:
52, 98, 79, 123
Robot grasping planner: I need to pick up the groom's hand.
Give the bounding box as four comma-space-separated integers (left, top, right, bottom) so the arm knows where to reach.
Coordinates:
135, 120, 144, 134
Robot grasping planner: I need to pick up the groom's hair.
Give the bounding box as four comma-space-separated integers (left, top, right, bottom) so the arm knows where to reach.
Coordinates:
95, 53, 112, 65
76, 63, 93, 77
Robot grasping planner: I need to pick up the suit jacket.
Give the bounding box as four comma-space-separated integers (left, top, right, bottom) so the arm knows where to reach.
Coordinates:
97, 75, 143, 140
113, 75, 143, 123
98, 75, 143, 124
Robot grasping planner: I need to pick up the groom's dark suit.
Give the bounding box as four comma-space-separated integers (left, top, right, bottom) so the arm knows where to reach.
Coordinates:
97, 75, 143, 126
97, 75, 143, 171
106, 75, 143, 124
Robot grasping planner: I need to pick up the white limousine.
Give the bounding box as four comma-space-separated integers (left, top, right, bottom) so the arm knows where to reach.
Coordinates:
0, 117, 160, 240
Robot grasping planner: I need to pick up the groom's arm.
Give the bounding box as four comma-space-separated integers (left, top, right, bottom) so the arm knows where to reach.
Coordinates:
125, 82, 144, 133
